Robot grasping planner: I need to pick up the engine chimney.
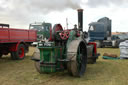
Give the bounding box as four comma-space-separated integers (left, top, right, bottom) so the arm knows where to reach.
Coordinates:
77, 9, 83, 31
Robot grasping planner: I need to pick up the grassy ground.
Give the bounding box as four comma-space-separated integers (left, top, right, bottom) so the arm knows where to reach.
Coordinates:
0, 47, 128, 85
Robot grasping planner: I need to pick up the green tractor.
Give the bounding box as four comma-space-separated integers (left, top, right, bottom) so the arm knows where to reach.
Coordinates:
32, 9, 99, 77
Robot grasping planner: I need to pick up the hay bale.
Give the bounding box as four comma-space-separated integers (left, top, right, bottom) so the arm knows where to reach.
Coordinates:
103, 53, 118, 58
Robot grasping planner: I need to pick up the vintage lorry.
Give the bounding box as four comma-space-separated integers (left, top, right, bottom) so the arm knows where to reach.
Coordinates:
29, 22, 51, 41
88, 17, 127, 48
0, 24, 37, 59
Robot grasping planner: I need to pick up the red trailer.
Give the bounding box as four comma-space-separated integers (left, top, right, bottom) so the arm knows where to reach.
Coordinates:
0, 24, 37, 60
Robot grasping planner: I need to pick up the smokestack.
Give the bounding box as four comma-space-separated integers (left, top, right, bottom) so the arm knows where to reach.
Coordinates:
77, 9, 83, 31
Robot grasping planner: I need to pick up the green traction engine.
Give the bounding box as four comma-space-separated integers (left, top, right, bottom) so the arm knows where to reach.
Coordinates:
32, 9, 99, 77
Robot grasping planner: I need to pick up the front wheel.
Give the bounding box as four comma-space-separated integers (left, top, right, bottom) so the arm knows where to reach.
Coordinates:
11, 44, 25, 60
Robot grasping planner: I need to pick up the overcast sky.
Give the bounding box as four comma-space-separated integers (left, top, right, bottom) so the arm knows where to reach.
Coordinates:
0, 0, 128, 32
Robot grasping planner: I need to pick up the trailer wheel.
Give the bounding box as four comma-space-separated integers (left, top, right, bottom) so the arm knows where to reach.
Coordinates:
34, 61, 41, 73
11, 44, 25, 60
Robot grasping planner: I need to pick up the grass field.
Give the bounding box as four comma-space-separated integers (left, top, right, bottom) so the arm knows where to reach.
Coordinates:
0, 47, 128, 85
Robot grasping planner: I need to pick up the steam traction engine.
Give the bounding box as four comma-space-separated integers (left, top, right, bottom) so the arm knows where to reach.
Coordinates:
32, 9, 99, 77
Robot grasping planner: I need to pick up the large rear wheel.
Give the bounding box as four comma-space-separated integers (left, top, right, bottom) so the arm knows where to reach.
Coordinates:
11, 44, 25, 60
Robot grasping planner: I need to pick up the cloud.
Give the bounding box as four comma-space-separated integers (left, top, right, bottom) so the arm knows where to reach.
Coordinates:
86, 0, 128, 8
0, 0, 127, 32
1, 0, 82, 13
0, 0, 82, 28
